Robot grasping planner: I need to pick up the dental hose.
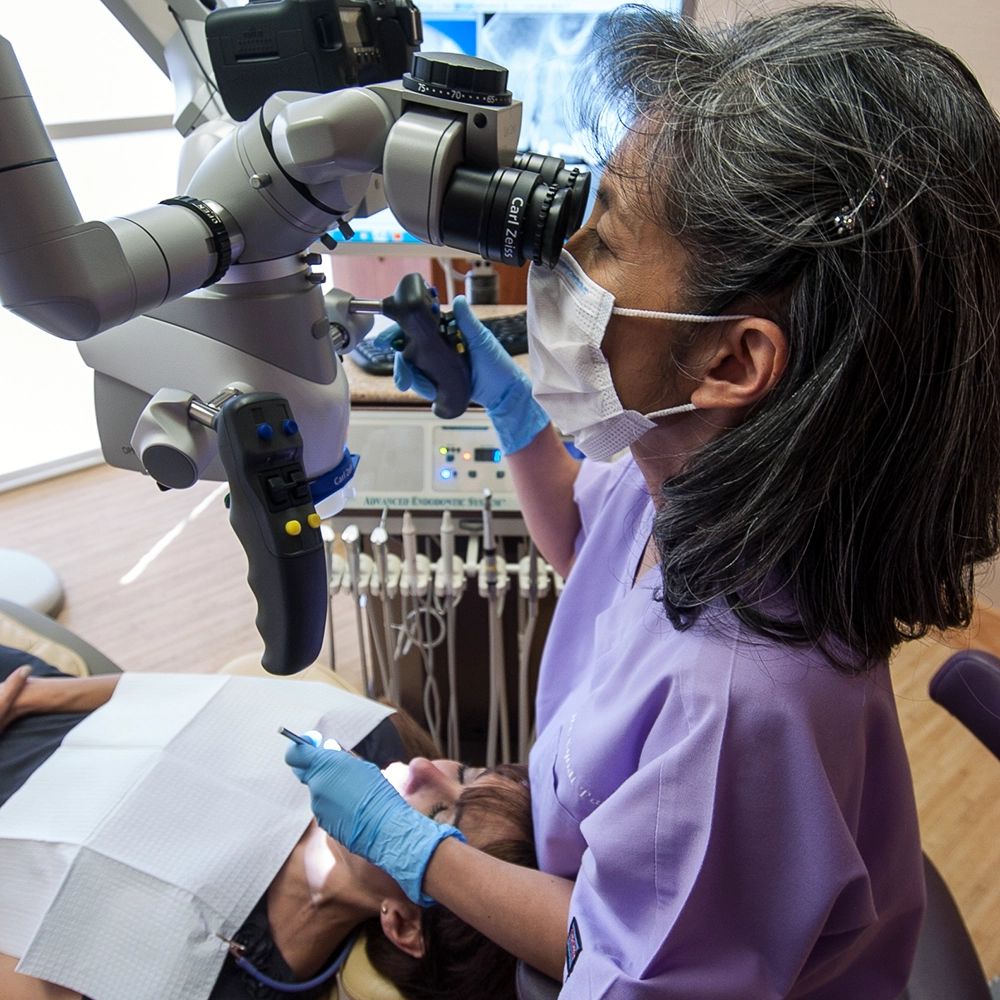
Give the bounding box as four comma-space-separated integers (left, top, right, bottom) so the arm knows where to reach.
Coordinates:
483, 490, 510, 767
370, 518, 398, 701
342, 525, 372, 699
227, 930, 359, 993
518, 540, 539, 764
403, 512, 443, 753
441, 510, 461, 760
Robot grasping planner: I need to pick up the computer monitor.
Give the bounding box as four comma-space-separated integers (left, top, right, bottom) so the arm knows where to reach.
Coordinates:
333, 0, 683, 251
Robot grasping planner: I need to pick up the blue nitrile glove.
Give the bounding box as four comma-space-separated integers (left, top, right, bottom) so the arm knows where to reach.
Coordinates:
374, 295, 550, 455
285, 742, 465, 906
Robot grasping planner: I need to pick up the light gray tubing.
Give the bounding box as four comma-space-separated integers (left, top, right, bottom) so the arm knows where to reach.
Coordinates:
446, 599, 460, 760
365, 598, 390, 698
486, 584, 499, 770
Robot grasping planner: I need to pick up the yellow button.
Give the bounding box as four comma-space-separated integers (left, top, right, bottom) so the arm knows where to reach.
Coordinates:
307, 513, 321, 529
285, 520, 302, 536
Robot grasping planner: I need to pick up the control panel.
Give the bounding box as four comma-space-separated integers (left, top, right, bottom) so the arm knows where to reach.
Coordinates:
344, 407, 518, 512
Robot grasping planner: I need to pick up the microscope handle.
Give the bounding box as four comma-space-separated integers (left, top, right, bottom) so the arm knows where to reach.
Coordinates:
216, 392, 327, 675
382, 273, 473, 420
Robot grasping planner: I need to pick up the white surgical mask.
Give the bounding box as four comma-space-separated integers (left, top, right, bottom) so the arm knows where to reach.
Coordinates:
526, 249, 750, 462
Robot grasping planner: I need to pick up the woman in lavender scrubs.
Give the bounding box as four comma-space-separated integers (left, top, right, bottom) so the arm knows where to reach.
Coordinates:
285, 6, 1000, 997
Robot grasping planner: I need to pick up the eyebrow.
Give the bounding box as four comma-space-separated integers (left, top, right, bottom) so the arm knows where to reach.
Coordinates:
457, 763, 468, 785
595, 186, 613, 210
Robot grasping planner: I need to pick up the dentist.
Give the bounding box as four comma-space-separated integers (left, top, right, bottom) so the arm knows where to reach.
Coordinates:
285, 6, 1000, 996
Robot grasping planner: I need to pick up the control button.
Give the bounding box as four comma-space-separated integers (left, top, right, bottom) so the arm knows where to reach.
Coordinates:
283, 419, 299, 436
468, 470, 477, 478
446, 454, 455, 462
266, 475, 290, 507
285, 520, 302, 536
496, 470, 506, 478
307, 513, 321, 529
257, 423, 273, 441
292, 485, 312, 504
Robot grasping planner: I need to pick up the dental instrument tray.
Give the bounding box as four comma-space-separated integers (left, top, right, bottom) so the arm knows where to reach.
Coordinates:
350, 311, 528, 376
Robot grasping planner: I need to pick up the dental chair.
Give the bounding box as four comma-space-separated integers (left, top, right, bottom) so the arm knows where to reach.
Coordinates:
514, 648, 1000, 1000
0, 600, 408, 1000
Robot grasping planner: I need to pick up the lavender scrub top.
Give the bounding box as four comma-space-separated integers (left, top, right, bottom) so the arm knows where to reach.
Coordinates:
528, 456, 925, 999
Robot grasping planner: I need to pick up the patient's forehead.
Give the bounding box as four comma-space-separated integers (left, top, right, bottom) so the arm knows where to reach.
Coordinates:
453, 772, 528, 848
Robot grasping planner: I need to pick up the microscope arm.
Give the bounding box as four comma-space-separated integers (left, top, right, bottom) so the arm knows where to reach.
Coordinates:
0, 36, 240, 344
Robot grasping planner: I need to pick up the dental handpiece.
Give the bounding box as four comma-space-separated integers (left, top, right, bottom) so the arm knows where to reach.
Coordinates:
482, 489, 497, 589
342, 524, 373, 699
441, 509, 460, 759
482, 489, 509, 766
370, 521, 399, 703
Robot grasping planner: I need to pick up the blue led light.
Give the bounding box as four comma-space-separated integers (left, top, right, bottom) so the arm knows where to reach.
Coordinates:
493, 449, 501, 463
439, 468, 453, 480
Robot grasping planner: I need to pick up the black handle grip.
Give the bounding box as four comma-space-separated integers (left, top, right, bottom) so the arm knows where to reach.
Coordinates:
382, 273, 473, 420
216, 392, 327, 675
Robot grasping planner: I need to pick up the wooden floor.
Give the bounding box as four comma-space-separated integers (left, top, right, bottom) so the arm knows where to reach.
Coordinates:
1, 462, 998, 978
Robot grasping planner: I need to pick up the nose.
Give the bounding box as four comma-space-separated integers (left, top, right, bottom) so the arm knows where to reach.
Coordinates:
402, 758, 461, 815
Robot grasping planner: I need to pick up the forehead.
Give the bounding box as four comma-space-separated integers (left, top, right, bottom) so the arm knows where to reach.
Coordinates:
454, 773, 527, 847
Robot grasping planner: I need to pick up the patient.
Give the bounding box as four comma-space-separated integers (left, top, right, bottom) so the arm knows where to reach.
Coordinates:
0, 650, 535, 1000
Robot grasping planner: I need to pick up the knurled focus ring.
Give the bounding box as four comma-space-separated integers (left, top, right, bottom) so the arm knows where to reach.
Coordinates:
160, 195, 232, 287
531, 184, 560, 267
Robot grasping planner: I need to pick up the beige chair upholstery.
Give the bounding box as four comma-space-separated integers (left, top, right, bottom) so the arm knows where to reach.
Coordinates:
0, 606, 89, 677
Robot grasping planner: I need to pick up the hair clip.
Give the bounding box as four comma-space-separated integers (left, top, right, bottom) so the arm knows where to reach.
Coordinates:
832, 169, 890, 237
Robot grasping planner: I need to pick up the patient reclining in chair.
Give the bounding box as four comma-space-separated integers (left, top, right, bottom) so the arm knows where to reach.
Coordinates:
0, 649, 535, 1000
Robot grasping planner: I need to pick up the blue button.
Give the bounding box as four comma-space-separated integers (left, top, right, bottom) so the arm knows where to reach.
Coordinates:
431, 302, 440, 315
282, 419, 299, 436
257, 423, 273, 441
430, 286, 439, 298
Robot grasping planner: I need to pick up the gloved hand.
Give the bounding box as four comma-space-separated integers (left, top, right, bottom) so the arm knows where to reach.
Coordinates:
285, 741, 465, 906
375, 295, 550, 455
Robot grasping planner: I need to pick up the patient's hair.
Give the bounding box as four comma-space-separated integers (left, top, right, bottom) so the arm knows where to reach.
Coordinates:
364, 763, 535, 1000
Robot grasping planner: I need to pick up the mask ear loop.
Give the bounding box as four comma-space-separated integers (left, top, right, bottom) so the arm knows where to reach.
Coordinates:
610, 311, 754, 422
612, 308, 753, 322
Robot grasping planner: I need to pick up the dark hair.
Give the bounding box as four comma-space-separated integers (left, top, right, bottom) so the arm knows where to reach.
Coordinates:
580, 4, 1000, 666
364, 764, 535, 1000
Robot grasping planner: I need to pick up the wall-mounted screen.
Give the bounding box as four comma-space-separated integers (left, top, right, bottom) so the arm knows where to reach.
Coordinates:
333, 1, 683, 250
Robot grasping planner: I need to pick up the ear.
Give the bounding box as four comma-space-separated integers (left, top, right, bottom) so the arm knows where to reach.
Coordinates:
380, 899, 425, 960
689, 318, 787, 411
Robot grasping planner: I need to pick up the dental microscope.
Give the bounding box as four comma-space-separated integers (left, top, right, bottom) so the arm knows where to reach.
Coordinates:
0, 0, 588, 675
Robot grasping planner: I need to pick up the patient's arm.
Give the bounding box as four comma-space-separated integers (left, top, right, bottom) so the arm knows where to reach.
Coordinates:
8, 675, 119, 723
0, 954, 81, 1000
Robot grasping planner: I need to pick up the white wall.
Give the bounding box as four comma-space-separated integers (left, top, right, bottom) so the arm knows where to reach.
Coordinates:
692, 0, 1000, 108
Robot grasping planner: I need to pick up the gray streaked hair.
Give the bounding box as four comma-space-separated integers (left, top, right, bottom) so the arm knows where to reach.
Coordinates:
578, 4, 1000, 666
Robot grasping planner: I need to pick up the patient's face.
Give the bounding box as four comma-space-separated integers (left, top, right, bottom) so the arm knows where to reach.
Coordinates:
396, 758, 524, 848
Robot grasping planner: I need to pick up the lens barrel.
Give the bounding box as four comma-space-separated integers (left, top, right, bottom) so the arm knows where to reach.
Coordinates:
440, 163, 585, 269
513, 153, 591, 235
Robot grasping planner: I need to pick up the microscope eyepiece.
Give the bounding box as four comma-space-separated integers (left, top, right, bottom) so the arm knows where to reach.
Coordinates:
439, 161, 589, 269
